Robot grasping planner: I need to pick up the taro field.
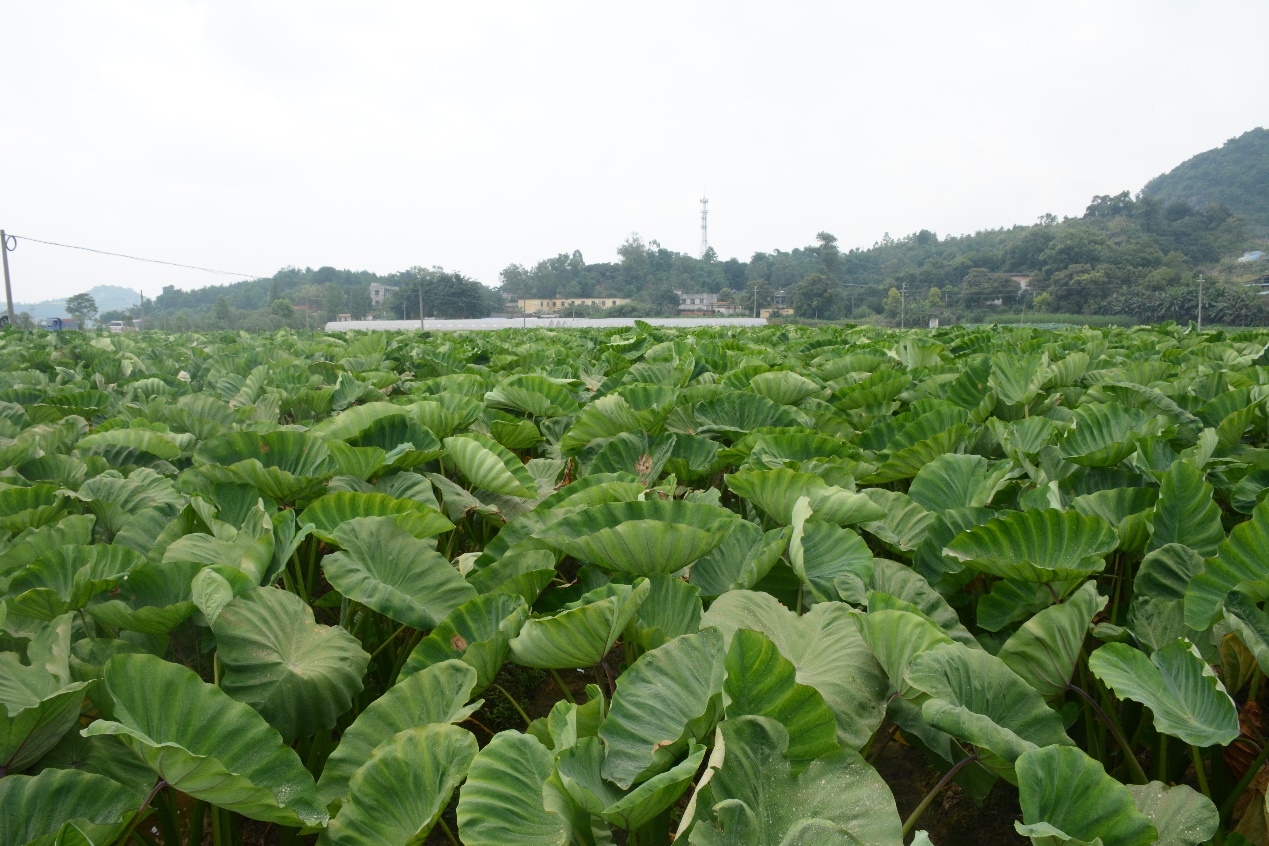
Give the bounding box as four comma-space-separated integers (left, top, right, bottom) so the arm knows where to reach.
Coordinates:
4, 322, 1269, 845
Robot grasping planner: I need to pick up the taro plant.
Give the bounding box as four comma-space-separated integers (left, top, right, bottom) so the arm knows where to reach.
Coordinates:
3, 322, 1269, 845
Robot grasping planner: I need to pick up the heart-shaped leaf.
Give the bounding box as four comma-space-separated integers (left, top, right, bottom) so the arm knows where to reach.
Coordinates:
212, 587, 370, 741
83, 653, 328, 827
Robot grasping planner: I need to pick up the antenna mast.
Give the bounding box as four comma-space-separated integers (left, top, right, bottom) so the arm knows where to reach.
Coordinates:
699, 195, 709, 259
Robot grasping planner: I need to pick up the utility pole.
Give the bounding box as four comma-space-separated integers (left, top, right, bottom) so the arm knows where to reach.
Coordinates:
1, 230, 15, 327
139, 290, 144, 330
418, 286, 424, 331
753, 286, 758, 318
901, 281, 907, 329
1197, 274, 1204, 332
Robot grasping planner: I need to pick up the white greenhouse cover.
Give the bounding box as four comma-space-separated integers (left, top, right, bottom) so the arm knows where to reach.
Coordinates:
325, 317, 769, 332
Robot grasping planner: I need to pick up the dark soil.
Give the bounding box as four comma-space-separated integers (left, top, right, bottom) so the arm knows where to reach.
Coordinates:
875, 740, 1027, 846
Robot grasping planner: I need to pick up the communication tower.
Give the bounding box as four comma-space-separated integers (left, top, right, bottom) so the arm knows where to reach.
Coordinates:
699, 195, 710, 258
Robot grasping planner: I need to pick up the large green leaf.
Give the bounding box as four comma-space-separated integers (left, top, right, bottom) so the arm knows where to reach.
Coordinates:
465, 548, 556, 607
308, 401, 410, 440
0, 484, 66, 532
599, 628, 725, 789
535, 500, 737, 576
322, 517, 477, 630
701, 590, 888, 750
748, 370, 821, 405
869, 557, 977, 645
162, 506, 275, 586
998, 581, 1106, 701
1129, 544, 1206, 653
444, 433, 539, 497
677, 716, 903, 846
1185, 498, 1269, 629
858, 489, 936, 552
83, 653, 328, 827
1148, 460, 1225, 557
991, 351, 1046, 408
5, 544, 144, 620
945, 509, 1118, 582
456, 731, 570, 846
688, 521, 789, 599
556, 737, 705, 831
907, 453, 1018, 511
722, 627, 840, 770
300, 491, 453, 541
510, 580, 649, 669
1087, 640, 1238, 747
853, 608, 954, 699
76, 427, 184, 463
85, 559, 198, 635
1223, 591, 1269, 680
1125, 782, 1219, 846
694, 391, 808, 438
317, 660, 479, 805
319, 724, 478, 846
627, 573, 702, 650
0, 615, 89, 773
486, 374, 581, 418
399, 593, 528, 694
212, 587, 370, 741
1014, 745, 1156, 846
725, 468, 884, 526
1059, 402, 1146, 467
906, 643, 1073, 778
0, 768, 142, 846
864, 415, 971, 484
788, 501, 873, 603
192, 430, 335, 502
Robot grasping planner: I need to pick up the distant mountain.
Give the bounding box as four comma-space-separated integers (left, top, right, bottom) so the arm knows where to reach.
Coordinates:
1143, 127, 1269, 236
14, 285, 142, 320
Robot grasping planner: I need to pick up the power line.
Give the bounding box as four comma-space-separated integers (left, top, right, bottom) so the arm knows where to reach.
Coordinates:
8, 234, 264, 279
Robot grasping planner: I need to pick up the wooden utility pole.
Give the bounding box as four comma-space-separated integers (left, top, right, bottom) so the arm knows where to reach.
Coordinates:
139, 290, 144, 330
1, 230, 15, 326
418, 286, 424, 331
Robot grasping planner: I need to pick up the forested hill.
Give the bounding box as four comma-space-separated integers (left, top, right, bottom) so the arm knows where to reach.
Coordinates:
130, 126, 1267, 330
1144, 127, 1269, 236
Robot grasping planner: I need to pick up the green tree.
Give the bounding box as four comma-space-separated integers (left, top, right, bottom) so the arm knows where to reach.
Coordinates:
883, 287, 903, 319
618, 234, 652, 292
348, 285, 372, 319
270, 298, 295, 323
959, 268, 1017, 309
816, 232, 842, 278
926, 286, 944, 311
791, 273, 841, 320
214, 295, 232, 326
322, 285, 344, 323
64, 293, 98, 328
640, 282, 681, 315
717, 287, 733, 303
1032, 291, 1053, 311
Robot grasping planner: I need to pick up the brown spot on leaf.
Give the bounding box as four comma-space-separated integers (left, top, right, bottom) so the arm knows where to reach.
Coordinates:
451, 634, 468, 651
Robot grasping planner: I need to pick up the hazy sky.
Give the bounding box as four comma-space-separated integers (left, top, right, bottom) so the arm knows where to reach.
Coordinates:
3, 1, 1267, 302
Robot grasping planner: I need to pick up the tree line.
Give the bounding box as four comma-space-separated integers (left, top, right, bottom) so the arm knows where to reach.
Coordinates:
72, 182, 1266, 331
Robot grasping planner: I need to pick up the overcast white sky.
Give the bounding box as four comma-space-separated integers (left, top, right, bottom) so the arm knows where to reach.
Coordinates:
3, 1, 1267, 302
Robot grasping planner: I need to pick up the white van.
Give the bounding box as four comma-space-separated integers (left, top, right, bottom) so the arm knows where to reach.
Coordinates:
109, 321, 126, 333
